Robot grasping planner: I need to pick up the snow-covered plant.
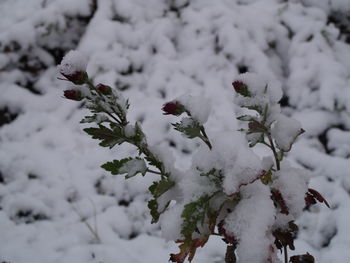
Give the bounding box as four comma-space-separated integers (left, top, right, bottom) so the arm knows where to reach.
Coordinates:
58, 51, 329, 263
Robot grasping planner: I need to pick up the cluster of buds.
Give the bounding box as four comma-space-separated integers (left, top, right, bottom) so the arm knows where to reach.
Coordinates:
59, 50, 89, 100
59, 51, 116, 103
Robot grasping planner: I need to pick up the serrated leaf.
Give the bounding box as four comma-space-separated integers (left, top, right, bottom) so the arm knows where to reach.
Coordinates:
84, 124, 126, 148
80, 114, 109, 124
199, 168, 217, 177
145, 155, 163, 171
200, 168, 223, 188
149, 178, 175, 199
133, 122, 145, 144
148, 199, 160, 223
170, 237, 209, 263
305, 188, 330, 208
172, 118, 201, 139
181, 195, 211, 240
101, 157, 147, 178
147, 179, 174, 223
148, 198, 171, 224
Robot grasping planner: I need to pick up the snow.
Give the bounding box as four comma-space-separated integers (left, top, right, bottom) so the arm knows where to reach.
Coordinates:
271, 114, 303, 152
124, 124, 136, 138
224, 181, 276, 263
273, 163, 310, 218
191, 132, 263, 196
177, 94, 211, 124
119, 159, 147, 178
59, 50, 88, 76
1, 0, 350, 262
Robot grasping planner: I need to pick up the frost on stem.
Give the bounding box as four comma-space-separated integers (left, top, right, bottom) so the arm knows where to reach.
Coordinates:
58, 52, 328, 263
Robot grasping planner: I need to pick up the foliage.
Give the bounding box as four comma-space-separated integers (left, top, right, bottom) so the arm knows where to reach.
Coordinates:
58, 54, 329, 263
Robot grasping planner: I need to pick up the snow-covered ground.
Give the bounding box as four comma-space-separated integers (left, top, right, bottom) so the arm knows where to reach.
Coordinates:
1, 0, 350, 262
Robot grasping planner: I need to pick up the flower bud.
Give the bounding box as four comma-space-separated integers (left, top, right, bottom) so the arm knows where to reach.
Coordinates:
63, 89, 83, 101
232, 81, 250, 97
59, 50, 88, 85
162, 101, 185, 115
96, 83, 112, 95
61, 71, 88, 85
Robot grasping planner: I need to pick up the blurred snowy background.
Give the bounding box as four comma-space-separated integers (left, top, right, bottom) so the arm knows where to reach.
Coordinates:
1, 0, 350, 262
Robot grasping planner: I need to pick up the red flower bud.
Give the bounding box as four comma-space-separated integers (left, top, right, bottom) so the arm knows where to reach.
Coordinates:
63, 89, 83, 101
59, 50, 88, 85
162, 101, 185, 116
61, 71, 88, 85
232, 81, 250, 97
96, 83, 112, 95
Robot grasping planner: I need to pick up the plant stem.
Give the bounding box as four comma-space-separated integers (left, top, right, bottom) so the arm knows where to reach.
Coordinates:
200, 126, 212, 150
147, 169, 163, 175
284, 246, 288, 263
267, 133, 280, 171
86, 80, 124, 125
225, 245, 237, 263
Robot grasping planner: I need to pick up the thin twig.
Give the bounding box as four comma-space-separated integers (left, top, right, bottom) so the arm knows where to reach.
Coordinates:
267, 133, 280, 171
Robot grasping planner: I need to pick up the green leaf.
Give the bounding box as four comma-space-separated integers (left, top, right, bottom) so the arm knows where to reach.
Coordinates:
145, 155, 163, 172
172, 118, 201, 139
80, 114, 109, 124
148, 199, 160, 223
199, 168, 223, 188
147, 178, 175, 223
133, 122, 145, 144
181, 195, 211, 240
243, 105, 263, 114
148, 199, 171, 224
101, 157, 147, 178
84, 124, 126, 148
237, 115, 256, 122
149, 178, 175, 199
